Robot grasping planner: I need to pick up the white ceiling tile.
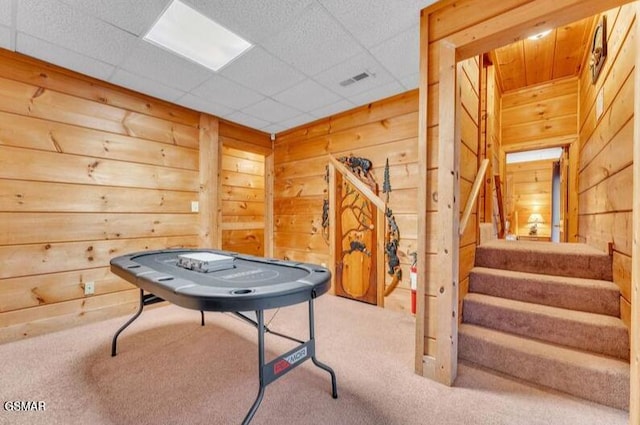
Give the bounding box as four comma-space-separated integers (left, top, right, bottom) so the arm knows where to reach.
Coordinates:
219, 47, 305, 96
195, 75, 265, 110
0, 25, 11, 50
175, 93, 235, 117
17, 0, 138, 65
370, 25, 419, 79
262, 123, 287, 134
242, 98, 301, 123
278, 113, 316, 131
0, 0, 12, 26
58, 0, 169, 36
110, 69, 184, 102
262, 3, 363, 76
309, 99, 355, 119
118, 41, 213, 92
314, 52, 396, 96
274, 79, 342, 111
348, 81, 405, 108
319, 0, 435, 48
399, 72, 420, 90
17, 33, 115, 81
224, 111, 271, 130
188, 0, 313, 44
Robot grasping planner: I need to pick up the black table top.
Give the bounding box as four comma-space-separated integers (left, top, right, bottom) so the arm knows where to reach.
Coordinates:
110, 249, 331, 312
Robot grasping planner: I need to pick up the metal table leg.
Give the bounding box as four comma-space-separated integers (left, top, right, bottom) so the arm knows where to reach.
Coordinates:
111, 288, 144, 357
242, 310, 266, 425
309, 299, 338, 399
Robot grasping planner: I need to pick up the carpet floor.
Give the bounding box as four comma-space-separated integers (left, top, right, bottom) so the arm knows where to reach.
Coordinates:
0, 294, 629, 425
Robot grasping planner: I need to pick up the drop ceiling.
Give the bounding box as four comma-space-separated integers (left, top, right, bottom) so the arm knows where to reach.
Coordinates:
0, 0, 438, 134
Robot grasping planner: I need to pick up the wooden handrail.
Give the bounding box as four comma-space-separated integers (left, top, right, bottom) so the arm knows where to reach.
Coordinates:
459, 159, 489, 236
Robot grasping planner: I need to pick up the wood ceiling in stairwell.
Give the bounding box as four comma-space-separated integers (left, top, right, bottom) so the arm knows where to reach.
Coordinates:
491, 16, 596, 93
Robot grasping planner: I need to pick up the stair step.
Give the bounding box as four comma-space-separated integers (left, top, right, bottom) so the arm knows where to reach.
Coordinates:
459, 323, 630, 410
475, 240, 612, 280
469, 267, 620, 316
463, 293, 629, 360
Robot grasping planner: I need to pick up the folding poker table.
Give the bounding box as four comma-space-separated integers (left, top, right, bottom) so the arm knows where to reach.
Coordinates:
109, 248, 338, 425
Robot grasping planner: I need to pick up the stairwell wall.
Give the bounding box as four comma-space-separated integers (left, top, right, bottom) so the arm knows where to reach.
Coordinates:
577, 4, 636, 327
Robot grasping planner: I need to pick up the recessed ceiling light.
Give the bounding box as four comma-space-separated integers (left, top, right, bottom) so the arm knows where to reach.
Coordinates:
144, 0, 252, 72
527, 30, 552, 41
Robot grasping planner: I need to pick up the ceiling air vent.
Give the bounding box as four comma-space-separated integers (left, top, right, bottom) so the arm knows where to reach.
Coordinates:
339, 71, 371, 87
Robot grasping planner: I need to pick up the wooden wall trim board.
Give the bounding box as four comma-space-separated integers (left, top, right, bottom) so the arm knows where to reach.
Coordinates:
264, 154, 274, 257
630, 3, 640, 422
418, 0, 637, 396
199, 114, 220, 248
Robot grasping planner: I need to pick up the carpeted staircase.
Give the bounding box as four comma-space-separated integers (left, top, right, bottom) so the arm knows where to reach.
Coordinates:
459, 240, 630, 410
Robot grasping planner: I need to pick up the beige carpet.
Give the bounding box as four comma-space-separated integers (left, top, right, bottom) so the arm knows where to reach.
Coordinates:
0, 295, 628, 425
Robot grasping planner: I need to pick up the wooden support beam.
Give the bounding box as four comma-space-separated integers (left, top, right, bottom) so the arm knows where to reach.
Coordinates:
415, 7, 429, 377
459, 159, 489, 236
434, 41, 459, 386
198, 114, 220, 248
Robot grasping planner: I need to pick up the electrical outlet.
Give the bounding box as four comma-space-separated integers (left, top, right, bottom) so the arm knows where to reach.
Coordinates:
191, 201, 199, 213
84, 281, 95, 296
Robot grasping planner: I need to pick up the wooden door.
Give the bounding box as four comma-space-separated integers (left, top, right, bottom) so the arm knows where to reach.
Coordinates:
334, 173, 377, 304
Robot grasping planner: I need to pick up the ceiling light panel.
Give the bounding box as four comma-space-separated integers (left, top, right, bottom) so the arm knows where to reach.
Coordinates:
144, 0, 252, 72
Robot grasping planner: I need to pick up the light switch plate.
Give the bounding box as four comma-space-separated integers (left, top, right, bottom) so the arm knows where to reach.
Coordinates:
191, 201, 199, 212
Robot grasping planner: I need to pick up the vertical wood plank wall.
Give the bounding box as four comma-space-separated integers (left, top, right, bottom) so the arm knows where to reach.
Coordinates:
578, 4, 636, 327
458, 57, 481, 324
0, 51, 272, 343
273, 91, 420, 313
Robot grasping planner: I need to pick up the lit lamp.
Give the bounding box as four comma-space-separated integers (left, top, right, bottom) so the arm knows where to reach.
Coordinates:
527, 213, 543, 235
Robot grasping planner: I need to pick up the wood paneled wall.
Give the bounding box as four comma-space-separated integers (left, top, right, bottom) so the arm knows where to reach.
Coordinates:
0, 50, 201, 342
501, 77, 579, 150
578, 4, 635, 327
273, 91, 419, 313
505, 159, 555, 237
458, 57, 482, 324
0, 50, 272, 343
220, 145, 266, 256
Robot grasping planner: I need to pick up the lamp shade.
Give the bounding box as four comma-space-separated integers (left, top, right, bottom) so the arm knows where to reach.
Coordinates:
527, 213, 544, 224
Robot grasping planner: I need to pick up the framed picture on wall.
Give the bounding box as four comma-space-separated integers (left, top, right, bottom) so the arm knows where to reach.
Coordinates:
590, 15, 607, 84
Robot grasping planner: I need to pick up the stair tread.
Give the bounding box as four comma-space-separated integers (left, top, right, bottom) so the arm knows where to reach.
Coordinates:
459, 323, 629, 370
470, 266, 619, 290
464, 293, 626, 329
475, 241, 612, 280
478, 240, 609, 256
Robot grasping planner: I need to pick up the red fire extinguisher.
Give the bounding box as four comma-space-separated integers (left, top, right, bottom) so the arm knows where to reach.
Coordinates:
410, 252, 417, 315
